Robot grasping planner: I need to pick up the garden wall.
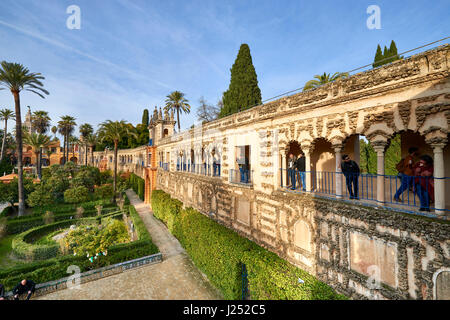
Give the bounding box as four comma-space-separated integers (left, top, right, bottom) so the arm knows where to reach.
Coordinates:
156, 169, 450, 300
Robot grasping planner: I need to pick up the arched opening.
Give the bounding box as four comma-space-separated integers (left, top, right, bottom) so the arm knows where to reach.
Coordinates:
190, 149, 195, 172
384, 130, 434, 211
212, 147, 221, 177
310, 138, 335, 195
41, 158, 50, 167
163, 128, 169, 138
341, 134, 373, 201
283, 140, 306, 191
70, 157, 78, 164
24, 157, 31, 166
59, 157, 65, 164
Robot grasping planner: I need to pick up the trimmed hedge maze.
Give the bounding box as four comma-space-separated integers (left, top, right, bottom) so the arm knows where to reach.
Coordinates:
0, 196, 159, 291
151, 190, 347, 300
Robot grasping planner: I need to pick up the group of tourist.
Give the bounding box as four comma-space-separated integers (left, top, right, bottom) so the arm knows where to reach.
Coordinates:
0, 279, 36, 300
285, 147, 434, 211
287, 152, 306, 191
394, 147, 434, 211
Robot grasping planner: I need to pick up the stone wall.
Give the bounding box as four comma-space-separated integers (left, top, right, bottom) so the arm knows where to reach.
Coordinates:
157, 169, 450, 300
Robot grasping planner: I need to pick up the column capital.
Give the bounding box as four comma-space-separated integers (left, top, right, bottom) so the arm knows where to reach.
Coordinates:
332, 144, 343, 153
429, 142, 447, 151
300, 143, 314, 154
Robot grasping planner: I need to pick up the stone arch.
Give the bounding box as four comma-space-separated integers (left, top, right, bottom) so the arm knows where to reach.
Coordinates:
432, 268, 450, 300
293, 219, 313, 253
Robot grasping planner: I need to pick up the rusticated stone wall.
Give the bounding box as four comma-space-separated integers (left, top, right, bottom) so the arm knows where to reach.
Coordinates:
157, 169, 450, 300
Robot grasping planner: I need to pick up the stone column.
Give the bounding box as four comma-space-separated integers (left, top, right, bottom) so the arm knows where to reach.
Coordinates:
431, 143, 446, 215
304, 148, 312, 192
334, 145, 343, 198
280, 152, 286, 188
373, 144, 386, 204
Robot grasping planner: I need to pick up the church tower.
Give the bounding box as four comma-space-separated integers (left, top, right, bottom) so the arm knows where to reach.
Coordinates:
148, 106, 175, 146
23, 106, 33, 134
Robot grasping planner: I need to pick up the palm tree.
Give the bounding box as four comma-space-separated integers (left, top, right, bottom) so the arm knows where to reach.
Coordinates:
0, 61, 49, 216
0, 108, 15, 161
164, 91, 191, 132
23, 132, 51, 178
68, 135, 80, 163
97, 120, 136, 203
32, 110, 51, 134
51, 125, 57, 139
79, 123, 93, 165
57, 115, 76, 164
31, 110, 51, 175
303, 72, 349, 91
85, 133, 97, 165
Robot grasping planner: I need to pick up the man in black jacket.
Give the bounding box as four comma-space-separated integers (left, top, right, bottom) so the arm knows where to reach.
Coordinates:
341, 154, 360, 199
295, 152, 306, 191
13, 279, 36, 300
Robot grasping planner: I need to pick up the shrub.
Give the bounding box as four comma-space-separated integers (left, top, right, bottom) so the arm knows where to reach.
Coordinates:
27, 184, 55, 207
64, 218, 129, 257
151, 190, 346, 300
95, 184, 114, 200
64, 186, 90, 204
129, 173, 145, 200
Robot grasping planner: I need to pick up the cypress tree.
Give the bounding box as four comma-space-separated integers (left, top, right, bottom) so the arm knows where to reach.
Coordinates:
142, 109, 149, 126
220, 44, 262, 118
383, 46, 389, 63
373, 44, 383, 68
388, 40, 399, 63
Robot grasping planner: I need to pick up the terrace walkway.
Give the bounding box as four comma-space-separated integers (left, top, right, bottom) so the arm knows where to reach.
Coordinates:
38, 190, 222, 300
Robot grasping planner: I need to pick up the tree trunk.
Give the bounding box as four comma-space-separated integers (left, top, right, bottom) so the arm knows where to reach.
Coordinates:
13, 91, 25, 216
113, 141, 118, 204
90, 145, 94, 165
39, 147, 42, 178
85, 144, 88, 165
0, 119, 7, 161
62, 134, 66, 165
35, 151, 40, 177
177, 107, 181, 131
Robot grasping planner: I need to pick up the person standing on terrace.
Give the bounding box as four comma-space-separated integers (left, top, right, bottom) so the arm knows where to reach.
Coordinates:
413, 155, 434, 212
287, 153, 297, 190
394, 147, 419, 202
341, 154, 360, 199
296, 152, 306, 191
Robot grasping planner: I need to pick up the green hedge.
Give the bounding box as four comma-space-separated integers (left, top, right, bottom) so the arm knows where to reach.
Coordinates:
129, 173, 145, 200
30, 199, 114, 216
151, 190, 346, 300
6, 206, 120, 235
0, 207, 158, 291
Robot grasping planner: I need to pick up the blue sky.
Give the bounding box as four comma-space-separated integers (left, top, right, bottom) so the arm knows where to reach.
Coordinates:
0, 0, 448, 135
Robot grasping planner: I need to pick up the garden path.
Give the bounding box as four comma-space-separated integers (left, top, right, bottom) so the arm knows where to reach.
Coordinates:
37, 190, 222, 300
